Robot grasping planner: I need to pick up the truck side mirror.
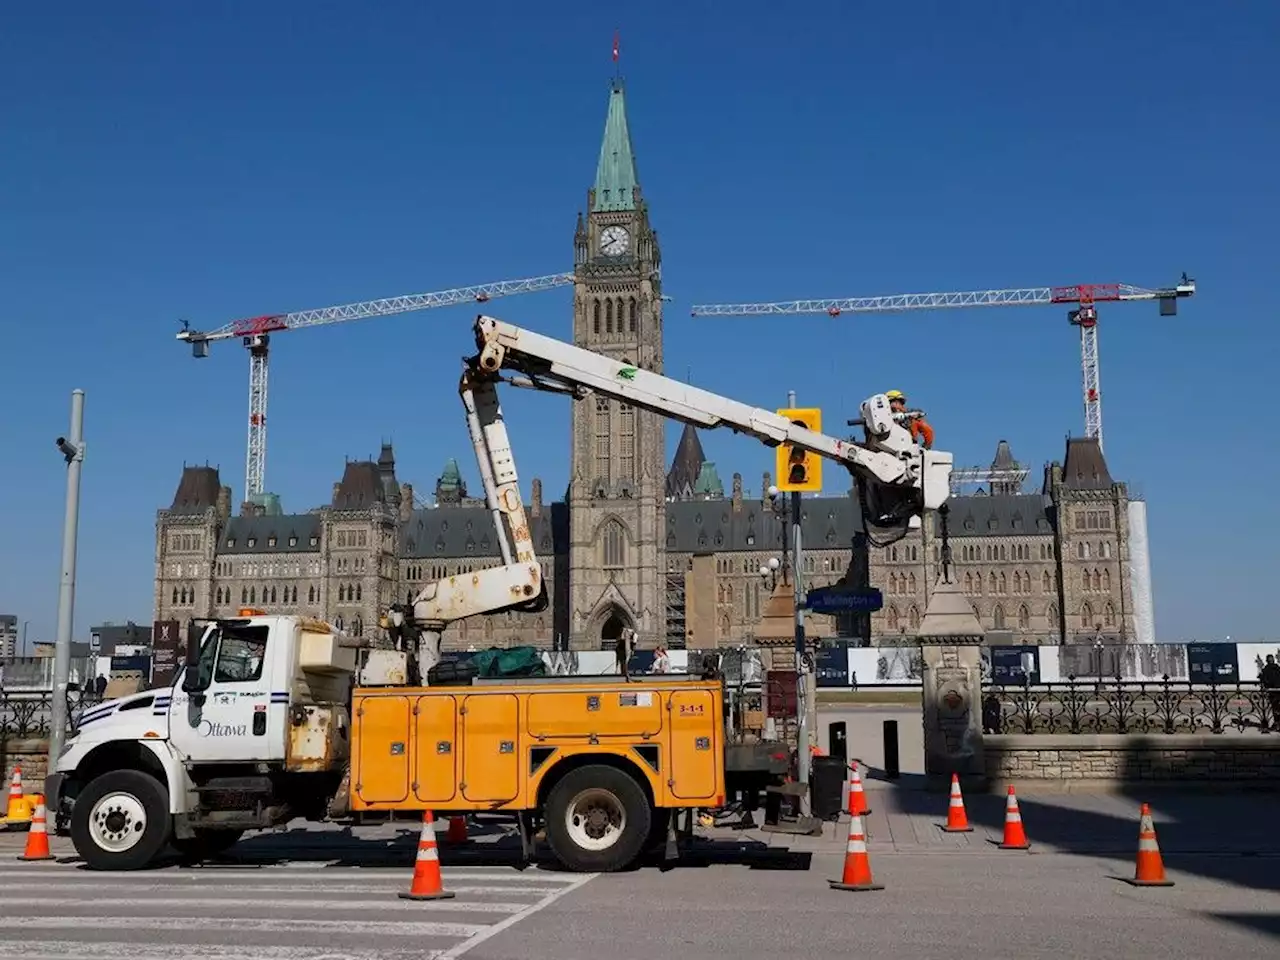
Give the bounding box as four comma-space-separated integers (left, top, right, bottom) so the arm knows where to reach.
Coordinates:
180, 622, 209, 698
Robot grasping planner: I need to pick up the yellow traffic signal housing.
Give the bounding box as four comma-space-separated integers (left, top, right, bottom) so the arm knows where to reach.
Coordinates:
775, 407, 822, 493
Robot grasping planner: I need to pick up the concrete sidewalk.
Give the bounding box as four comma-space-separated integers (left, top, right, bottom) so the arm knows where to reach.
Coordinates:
713, 787, 1280, 858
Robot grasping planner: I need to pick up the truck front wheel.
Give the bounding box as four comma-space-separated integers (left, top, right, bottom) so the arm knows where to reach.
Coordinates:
71, 769, 172, 871
544, 765, 650, 873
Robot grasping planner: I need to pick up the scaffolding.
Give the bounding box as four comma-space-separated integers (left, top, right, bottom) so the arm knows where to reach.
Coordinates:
665, 570, 687, 649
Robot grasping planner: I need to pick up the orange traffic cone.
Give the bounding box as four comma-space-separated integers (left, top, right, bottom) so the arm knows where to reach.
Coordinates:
829, 814, 884, 892
942, 773, 972, 833
445, 815, 469, 844
398, 812, 454, 901
2, 768, 28, 824
18, 797, 54, 861
846, 765, 871, 817
1121, 803, 1174, 887
997, 786, 1030, 850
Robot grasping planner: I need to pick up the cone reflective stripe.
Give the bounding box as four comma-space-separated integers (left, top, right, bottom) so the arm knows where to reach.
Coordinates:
997, 785, 1030, 849
829, 814, 884, 892
398, 811, 455, 901
18, 797, 54, 861
1122, 803, 1174, 887
942, 773, 972, 832
846, 765, 871, 817
2, 768, 29, 824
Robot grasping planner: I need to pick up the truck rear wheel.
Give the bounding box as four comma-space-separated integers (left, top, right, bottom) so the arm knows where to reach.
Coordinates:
71, 769, 172, 871
544, 765, 650, 873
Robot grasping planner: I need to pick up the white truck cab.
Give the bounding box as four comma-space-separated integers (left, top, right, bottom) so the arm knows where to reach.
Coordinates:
47, 611, 361, 870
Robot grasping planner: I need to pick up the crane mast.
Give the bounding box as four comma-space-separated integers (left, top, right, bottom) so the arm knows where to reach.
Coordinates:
176, 273, 576, 502
691, 276, 1196, 452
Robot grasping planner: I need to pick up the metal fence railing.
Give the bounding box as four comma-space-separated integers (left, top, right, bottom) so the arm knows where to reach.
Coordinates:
0, 690, 108, 739
981, 677, 1279, 736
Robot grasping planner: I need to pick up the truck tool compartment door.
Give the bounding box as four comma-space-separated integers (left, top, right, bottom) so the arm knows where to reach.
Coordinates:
413, 694, 459, 805
461, 693, 519, 803
353, 695, 412, 805
668, 689, 719, 800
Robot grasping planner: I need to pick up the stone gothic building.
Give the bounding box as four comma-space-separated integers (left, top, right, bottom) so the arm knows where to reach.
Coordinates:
154, 77, 1143, 651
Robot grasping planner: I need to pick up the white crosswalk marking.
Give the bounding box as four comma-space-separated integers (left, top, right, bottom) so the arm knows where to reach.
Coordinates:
0, 861, 596, 960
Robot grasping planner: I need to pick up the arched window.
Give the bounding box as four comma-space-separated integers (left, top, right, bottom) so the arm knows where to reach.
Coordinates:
593, 300, 601, 335
719, 613, 731, 637
270, 586, 277, 604
1042, 570, 1052, 593
965, 571, 974, 593
628, 297, 637, 332
602, 520, 626, 569
605, 299, 614, 332
908, 605, 920, 629
308, 585, 316, 603
1103, 602, 1115, 627
988, 572, 997, 593
338, 585, 346, 603
886, 606, 900, 631
1102, 569, 1111, 591
1017, 604, 1030, 629
908, 572, 917, 593
1092, 570, 1101, 591
172, 587, 178, 604
249, 586, 256, 604
999, 572, 1007, 594
241, 586, 248, 604
993, 605, 1006, 630
356, 584, 362, 602
1048, 602, 1059, 628
1081, 602, 1094, 629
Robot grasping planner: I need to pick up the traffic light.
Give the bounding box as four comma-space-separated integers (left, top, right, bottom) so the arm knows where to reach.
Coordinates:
775, 407, 822, 493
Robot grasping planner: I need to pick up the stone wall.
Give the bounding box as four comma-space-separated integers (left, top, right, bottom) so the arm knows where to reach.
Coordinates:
985, 734, 1280, 784
1, 738, 50, 795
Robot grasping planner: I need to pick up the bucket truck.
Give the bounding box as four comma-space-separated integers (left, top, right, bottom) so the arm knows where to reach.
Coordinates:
46, 315, 952, 874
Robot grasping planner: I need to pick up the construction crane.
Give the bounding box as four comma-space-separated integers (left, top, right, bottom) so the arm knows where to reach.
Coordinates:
176, 273, 576, 502
691, 275, 1196, 453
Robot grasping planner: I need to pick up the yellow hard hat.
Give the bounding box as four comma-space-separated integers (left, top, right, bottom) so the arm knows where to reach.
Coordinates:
885, 389, 905, 401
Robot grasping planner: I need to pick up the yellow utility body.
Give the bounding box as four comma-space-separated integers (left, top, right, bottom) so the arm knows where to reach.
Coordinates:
350, 677, 727, 813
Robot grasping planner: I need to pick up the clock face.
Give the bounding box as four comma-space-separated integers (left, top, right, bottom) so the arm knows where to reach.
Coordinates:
599, 225, 631, 257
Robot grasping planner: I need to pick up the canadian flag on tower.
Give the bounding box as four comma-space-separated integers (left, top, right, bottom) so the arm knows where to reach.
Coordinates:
612, 30, 620, 63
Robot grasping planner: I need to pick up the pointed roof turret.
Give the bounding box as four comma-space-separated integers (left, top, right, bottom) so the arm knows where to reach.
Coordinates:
666, 424, 706, 498
592, 80, 639, 212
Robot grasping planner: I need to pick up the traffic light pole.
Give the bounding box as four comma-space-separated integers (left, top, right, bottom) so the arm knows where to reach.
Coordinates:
786, 391, 813, 815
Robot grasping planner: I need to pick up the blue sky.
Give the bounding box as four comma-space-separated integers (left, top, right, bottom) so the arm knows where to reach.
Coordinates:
2, 1, 1275, 647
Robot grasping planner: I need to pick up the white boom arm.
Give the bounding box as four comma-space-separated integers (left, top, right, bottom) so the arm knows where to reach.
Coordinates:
404, 315, 953, 666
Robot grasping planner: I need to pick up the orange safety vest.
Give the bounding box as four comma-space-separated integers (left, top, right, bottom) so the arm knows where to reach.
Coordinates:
910, 418, 935, 449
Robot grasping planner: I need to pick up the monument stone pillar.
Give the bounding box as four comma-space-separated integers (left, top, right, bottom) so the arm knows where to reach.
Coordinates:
916, 572, 987, 787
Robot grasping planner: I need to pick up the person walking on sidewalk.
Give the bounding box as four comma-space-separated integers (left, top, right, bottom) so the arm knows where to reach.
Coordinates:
1260, 654, 1280, 731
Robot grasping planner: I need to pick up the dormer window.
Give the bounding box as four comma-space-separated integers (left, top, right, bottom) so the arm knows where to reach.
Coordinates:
267, 537, 277, 547
226, 538, 236, 548
246, 538, 257, 548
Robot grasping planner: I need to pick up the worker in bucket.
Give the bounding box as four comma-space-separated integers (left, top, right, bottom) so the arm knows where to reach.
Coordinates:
885, 389, 935, 449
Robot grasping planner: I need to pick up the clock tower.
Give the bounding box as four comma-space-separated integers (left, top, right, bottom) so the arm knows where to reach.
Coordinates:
567, 78, 667, 650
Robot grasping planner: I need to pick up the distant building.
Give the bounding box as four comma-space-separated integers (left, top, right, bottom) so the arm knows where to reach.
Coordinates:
88, 622, 151, 656
152, 74, 1143, 653
0, 615, 17, 658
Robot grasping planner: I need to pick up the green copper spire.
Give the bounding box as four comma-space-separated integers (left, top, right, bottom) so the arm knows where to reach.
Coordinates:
593, 80, 639, 212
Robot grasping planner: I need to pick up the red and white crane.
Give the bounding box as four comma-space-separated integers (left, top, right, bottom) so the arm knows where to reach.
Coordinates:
177, 273, 575, 502
690, 275, 1195, 457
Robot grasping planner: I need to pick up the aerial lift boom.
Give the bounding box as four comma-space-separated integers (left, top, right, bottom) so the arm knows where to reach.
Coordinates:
399, 315, 954, 674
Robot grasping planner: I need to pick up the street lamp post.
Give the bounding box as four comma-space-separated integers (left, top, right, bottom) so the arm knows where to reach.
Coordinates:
48, 390, 86, 770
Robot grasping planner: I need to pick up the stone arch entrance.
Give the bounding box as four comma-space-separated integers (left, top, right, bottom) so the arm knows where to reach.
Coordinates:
594, 604, 634, 650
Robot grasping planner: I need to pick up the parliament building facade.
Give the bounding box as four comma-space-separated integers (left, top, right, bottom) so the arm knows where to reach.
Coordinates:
155, 78, 1141, 653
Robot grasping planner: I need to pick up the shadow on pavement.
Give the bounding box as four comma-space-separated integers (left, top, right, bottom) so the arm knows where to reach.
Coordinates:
868, 745, 1280, 895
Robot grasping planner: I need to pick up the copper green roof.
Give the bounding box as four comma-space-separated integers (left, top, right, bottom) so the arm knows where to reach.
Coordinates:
593, 80, 639, 212
694, 461, 724, 498
439, 458, 463, 487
